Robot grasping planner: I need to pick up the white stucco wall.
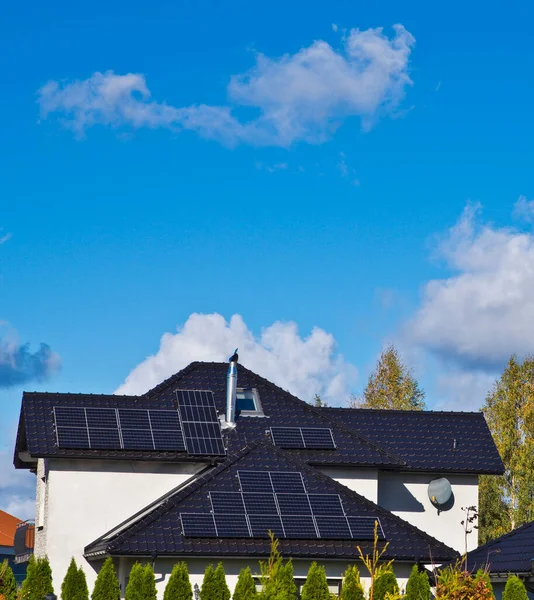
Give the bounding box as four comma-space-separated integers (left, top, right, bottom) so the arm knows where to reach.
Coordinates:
318, 467, 378, 503
117, 556, 414, 599
36, 459, 207, 594
377, 472, 479, 554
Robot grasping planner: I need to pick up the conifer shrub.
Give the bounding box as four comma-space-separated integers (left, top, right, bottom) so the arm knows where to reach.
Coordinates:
404, 565, 430, 600
0, 560, 17, 600
91, 557, 121, 600
373, 570, 398, 600
300, 562, 330, 600
143, 564, 158, 600
61, 558, 88, 600
502, 575, 529, 600
233, 567, 256, 600
340, 566, 364, 600
200, 565, 215, 600
125, 562, 145, 600
212, 563, 230, 600
21, 555, 54, 600
164, 562, 193, 600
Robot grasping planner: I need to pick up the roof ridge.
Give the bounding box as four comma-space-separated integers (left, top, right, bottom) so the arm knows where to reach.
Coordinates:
321, 407, 485, 417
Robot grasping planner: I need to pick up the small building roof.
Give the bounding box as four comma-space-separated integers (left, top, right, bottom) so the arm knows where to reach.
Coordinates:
0, 509, 22, 548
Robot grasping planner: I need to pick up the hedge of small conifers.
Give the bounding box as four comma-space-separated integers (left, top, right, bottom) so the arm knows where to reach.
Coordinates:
0, 548, 530, 600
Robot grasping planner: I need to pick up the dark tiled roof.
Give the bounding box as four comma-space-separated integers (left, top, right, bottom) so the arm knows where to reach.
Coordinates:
461, 520, 534, 574
320, 407, 504, 475
84, 441, 458, 563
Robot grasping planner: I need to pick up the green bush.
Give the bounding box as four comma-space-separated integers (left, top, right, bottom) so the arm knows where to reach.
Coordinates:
125, 563, 145, 600
143, 564, 158, 600
164, 562, 193, 600
200, 565, 215, 600
503, 575, 528, 600
373, 570, 398, 600
404, 565, 430, 600
300, 562, 330, 600
233, 567, 256, 600
277, 561, 298, 600
91, 557, 121, 600
0, 560, 17, 600
340, 566, 364, 600
21, 555, 54, 600
61, 558, 89, 600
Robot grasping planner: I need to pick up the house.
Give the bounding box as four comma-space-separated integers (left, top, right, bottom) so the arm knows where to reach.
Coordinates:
0, 509, 31, 584
460, 520, 534, 599
12, 359, 504, 596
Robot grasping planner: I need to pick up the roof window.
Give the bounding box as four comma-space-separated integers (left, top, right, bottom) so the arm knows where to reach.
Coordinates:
236, 388, 263, 416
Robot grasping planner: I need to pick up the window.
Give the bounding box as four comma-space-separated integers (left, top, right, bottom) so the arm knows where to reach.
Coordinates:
236, 388, 263, 416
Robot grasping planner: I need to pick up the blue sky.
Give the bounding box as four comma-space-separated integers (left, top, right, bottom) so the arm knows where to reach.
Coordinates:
2, 0, 534, 514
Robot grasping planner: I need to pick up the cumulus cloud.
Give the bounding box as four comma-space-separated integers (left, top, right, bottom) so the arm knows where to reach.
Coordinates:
115, 313, 357, 405
38, 24, 415, 146
0, 426, 35, 519
410, 202, 534, 371
513, 195, 534, 223
0, 326, 61, 388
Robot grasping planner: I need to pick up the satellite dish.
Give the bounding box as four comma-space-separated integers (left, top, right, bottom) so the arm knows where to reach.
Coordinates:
428, 477, 452, 507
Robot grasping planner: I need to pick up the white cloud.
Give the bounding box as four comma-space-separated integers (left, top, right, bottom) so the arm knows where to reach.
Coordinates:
434, 368, 496, 411
38, 24, 415, 147
0, 228, 11, 244
115, 313, 357, 405
410, 202, 534, 370
513, 195, 534, 223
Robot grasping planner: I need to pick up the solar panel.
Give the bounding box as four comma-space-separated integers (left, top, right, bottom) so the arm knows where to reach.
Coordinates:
180, 513, 217, 537
85, 408, 118, 429
347, 516, 384, 540
308, 494, 345, 516
176, 390, 226, 456
270, 428, 305, 448
121, 428, 154, 450
210, 492, 246, 514
238, 471, 273, 493
54, 407, 86, 428
118, 409, 150, 429
276, 494, 312, 515
88, 428, 122, 449
242, 493, 278, 515
281, 515, 317, 538
149, 409, 181, 430
152, 429, 186, 451
214, 513, 250, 537
315, 516, 352, 539
270, 427, 336, 449
301, 428, 336, 449
56, 427, 90, 448
248, 514, 284, 538
270, 472, 306, 494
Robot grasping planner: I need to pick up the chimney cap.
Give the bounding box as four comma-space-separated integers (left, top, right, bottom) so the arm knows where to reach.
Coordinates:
229, 348, 239, 363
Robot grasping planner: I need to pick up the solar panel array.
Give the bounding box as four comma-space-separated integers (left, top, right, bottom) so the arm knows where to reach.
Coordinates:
53, 390, 226, 456
270, 427, 336, 449
180, 470, 385, 540
175, 390, 226, 456
53, 406, 186, 451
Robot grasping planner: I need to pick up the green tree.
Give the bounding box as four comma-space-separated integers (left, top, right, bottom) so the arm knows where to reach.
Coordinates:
351, 345, 426, 410
277, 561, 297, 600
502, 575, 529, 600
91, 557, 121, 600
479, 355, 534, 543
373, 570, 398, 600
340, 565, 364, 600
300, 562, 330, 600
143, 564, 158, 600
212, 564, 230, 600
21, 555, 54, 600
0, 560, 17, 600
404, 565, 430, 600
125, 562, 145, 600
200, 565, 215, 600
62, 558, 89, 600
233, 567, 256, 600
259, 534, 297, 600
313, 395, 327, 408
164, 562, 193, 600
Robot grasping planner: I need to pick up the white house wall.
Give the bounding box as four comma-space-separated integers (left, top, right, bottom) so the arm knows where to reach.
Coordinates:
117, 556, 414, 599
318, 467, 378, 503
377, 472, 479, 554
36, 459, 206, 593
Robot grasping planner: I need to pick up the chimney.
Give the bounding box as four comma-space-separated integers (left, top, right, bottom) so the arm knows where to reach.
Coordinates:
226, 349, 239, 427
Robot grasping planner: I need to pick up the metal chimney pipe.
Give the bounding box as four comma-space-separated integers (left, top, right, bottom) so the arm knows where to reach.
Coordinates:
226, 349, 238, 426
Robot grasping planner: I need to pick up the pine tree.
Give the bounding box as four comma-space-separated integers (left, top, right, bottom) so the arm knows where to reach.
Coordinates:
74, 565, 89, 600
404, 565, 430, 600
502, 575, 529, 600
21, 555, 54, 600
0, 560, 17, 600
164, 562, 193, 600
233, 567, 256, 600
373, 570, 398, 600
351, 345, 425, 410
91, 557, 121, 600
340, 566, 364, 600
200, 565, 215, 600
300, 562, 330, 600
143, 564, 158, 600
479, 355, 534, 543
